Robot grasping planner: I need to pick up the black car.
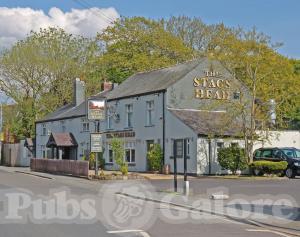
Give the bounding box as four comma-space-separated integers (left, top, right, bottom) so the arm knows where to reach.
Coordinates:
253, 147, 300, 178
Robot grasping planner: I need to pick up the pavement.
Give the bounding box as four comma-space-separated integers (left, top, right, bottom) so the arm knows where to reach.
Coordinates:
0, 165, 299, 237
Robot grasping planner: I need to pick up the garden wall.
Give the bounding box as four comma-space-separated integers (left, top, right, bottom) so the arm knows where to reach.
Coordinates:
30, 159, 89, 177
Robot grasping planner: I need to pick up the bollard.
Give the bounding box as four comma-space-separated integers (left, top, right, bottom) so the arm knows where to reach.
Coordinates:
183, 181, 189, 196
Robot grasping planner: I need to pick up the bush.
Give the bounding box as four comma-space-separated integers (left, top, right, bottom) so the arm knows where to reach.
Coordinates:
250, 161, 288, 175
89, 152, 96, 169
98, 152, 105, 170
147, 144, 163, 172
217, 146, 247, 175
111, 137, 128, 175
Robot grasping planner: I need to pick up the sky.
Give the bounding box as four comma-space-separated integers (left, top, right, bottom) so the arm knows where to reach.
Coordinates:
0, 0, 299, 58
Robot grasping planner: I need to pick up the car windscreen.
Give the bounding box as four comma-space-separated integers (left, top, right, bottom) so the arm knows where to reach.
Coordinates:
282, 149, 300, 159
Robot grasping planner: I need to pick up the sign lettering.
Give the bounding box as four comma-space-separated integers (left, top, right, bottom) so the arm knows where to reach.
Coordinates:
193, 71, 231, 100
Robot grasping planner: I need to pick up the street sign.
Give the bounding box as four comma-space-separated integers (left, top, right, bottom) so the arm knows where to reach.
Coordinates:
87, 99, 105, 120
90, 133, 103, 153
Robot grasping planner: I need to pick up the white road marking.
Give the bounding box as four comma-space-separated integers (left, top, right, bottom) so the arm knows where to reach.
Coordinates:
107, 229, 151, 237
246, 228, 292, 237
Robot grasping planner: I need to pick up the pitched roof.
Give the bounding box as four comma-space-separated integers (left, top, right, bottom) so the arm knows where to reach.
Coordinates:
37, 90, 109, 123
106, 59, 205, 100
46, 133, 78, 147
169, 109, 244, 137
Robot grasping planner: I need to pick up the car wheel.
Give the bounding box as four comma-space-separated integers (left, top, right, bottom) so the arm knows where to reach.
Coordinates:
285, 168, 296, 179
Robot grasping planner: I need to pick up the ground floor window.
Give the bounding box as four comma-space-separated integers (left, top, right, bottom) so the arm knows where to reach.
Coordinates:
125, 141, 135, 163
41, 145, 46, 158
186, 139, 190, 156
217, 142, 224, 151
108, 149, 113, 163
175, 139, 183, 158
125, 149, 135, 163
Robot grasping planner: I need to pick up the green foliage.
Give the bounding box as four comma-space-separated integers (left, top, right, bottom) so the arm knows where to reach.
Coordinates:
110, 137, 128, 175
250, 161, 288, 175
0, 27, 101, 138
147, 144, 163, 172
217, 146, 247, 174
97, 16, 195, 83
98, 152, 105, 170
89, 152, 96, 169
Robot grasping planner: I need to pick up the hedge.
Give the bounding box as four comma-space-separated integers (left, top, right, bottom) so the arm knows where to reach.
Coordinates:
249, 161, 288, 175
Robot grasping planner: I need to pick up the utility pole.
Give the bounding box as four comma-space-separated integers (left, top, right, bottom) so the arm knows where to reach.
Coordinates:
94, 120, 100, 176
183, 139, 189, 195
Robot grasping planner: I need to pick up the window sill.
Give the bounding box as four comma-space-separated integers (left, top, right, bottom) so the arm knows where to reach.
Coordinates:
105, 163, 114, 165
124, 127, 133, 130
128, 163, 136, 167
145, 124, 155, 127
170, 156, 190, 159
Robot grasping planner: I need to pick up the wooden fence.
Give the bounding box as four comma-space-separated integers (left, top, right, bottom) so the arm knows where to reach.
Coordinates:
30, 159, 89, 177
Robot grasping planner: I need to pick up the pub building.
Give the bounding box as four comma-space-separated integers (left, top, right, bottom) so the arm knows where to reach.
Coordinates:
35, 57, 251, 175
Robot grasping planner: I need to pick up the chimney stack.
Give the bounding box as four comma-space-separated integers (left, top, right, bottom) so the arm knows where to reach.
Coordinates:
73, 78, 85, 106
101, 81, 113, 92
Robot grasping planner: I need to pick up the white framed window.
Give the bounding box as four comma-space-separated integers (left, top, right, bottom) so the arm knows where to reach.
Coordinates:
175, 139, 183, 158
125, 104, 133, 128
146, 101, 154, 126
125, 142, 135, 163
107, 110, 112, 129
82, 119, 89, 132
186, 139, 190, 156
125, 149, 135, 163
42, 124, 46, 136
41, 145, 46, 158
108, 149, 113, 163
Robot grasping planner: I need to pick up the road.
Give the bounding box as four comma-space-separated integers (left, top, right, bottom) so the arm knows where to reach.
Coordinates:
0, 168, 298, 237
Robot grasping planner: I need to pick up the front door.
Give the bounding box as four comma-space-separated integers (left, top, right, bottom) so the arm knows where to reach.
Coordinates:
62, 148, 70, 160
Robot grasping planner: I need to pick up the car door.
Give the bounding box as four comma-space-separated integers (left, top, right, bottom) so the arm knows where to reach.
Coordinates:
272, 149, 285, 162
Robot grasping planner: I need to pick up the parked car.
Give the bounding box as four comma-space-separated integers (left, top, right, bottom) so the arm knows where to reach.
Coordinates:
253, 147, 300, 178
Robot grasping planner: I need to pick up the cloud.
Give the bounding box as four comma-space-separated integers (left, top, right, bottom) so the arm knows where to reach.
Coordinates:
0, 7, 120, 49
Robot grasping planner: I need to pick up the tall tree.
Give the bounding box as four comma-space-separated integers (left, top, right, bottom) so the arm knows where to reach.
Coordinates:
97, 16, 195, 83
0, 27, 101, 138
162, 16, 209, 52
207, 26, 299, 160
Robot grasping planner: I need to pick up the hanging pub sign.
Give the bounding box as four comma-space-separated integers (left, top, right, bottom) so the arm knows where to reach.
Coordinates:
87, 99, 105, 120
193, 70, 231, 100
90, 133, 103, 153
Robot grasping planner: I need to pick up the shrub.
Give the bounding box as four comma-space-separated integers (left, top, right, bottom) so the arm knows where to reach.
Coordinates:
147, 144, 163, 172
250, 161, 288, 175
111, 137, 128, 175
89, 152, 96, 169
217, 146, 247, 175
98, 152, 105, 170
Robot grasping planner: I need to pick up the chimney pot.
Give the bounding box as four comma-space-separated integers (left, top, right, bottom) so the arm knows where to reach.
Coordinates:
102, 81, 113, 92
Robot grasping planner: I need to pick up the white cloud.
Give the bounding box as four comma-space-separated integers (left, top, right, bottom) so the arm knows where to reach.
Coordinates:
0, 7, 120, 49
